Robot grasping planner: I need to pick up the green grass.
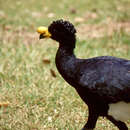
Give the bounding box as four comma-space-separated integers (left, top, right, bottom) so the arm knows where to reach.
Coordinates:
0, 0, 130, 129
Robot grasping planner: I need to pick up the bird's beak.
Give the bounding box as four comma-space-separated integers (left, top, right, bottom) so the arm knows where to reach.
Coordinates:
37, 26, 51, 39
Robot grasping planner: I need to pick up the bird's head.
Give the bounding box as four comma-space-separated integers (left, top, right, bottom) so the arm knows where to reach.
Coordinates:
37, 19, 76, 45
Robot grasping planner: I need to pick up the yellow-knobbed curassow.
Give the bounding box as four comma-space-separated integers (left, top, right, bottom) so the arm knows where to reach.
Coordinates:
37, 19, 130, 130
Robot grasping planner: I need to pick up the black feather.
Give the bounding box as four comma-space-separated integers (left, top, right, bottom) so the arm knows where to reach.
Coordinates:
49, 19, 76, 35
45, 19, 130, 130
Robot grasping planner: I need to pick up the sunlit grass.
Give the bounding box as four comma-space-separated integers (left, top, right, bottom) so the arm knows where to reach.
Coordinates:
0, 0, 130, 129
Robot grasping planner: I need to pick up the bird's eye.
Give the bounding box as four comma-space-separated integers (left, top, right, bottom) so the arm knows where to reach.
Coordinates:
53, 29, 56, 33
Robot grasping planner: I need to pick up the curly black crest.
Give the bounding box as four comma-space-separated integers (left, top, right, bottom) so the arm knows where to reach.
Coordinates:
48, 19, 76, 36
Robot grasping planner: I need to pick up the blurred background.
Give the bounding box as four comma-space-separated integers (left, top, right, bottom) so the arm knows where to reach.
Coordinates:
0, 0, 130, 129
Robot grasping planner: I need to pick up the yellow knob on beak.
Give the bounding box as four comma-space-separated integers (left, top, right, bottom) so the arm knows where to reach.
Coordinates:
37, 26, 51, 39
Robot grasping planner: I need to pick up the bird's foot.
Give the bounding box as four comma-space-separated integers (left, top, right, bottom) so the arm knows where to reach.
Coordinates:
81, 128, 93, 130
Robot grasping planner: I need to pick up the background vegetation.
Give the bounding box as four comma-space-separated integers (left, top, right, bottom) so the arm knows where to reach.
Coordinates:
0, 0, 130, 129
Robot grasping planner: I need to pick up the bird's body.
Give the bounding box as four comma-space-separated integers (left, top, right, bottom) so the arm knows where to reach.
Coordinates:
37, 19, 130, 130
56, 44, 130, 121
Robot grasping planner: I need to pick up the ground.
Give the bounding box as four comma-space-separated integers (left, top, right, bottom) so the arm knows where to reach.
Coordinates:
0, 0, 130, 129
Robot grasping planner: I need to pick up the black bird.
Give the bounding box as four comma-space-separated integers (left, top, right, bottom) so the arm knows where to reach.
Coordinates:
37, 19, 130, 130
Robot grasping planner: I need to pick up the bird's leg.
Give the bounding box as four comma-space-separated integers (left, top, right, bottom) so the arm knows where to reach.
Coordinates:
107, 116, 128, 130
82, 108, 99, 130
82, 128, 93, 130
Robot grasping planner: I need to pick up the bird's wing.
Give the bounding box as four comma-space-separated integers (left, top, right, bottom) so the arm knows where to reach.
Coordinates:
76, 59, 130, 103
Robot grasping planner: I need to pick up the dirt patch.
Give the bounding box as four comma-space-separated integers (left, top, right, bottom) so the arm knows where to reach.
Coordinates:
0, 25, 38, 44
77, 21, 130, 39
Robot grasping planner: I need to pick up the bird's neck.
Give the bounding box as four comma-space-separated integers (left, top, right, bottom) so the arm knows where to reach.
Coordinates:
56, 37, 76, 62
58, 43, 75, 57
55, 42, 77, 85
